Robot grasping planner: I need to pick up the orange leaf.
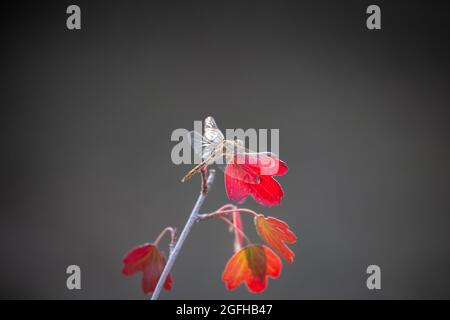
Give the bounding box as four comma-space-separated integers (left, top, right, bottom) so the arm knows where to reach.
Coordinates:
255, 215, 297, 263
222, 244, 282, 293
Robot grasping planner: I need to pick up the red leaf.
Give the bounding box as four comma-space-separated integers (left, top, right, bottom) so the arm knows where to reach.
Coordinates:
255, 215, 297, 263
122, 243, 172, 294
222, 244, 282, 293
225, 154, 287, 207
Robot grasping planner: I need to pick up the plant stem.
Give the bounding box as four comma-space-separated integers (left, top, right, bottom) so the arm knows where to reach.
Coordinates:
218, 216, 252, 246
197, 208, 258, 220
153, 227, 176, 247
151, 169, 216, 300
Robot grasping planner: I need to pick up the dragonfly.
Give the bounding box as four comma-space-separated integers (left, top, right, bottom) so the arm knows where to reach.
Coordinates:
181, 116, 279, 183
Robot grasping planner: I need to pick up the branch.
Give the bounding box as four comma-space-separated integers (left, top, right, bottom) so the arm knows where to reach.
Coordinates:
200, 166, 208, 194
151, 169, 216, 300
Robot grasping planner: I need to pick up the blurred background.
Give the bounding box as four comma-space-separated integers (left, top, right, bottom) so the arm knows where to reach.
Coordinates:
2, 0, 450, 299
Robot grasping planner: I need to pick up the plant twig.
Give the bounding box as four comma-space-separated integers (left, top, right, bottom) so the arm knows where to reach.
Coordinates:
151, 169, 216, 300
200, 166, 208, 194
154, 227, 176, 247
218, 216, 251, 246
197, 208, 258, 220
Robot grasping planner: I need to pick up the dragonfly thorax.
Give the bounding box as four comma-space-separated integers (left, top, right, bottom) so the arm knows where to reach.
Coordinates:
221, 139, 244, 156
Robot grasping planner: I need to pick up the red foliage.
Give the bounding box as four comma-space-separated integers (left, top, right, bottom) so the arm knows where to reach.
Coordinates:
225, 153, 288, 207
122, 243, 172, 294
222, 244, 282, 293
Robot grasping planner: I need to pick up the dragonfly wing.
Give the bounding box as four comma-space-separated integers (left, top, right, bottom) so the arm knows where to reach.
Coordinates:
204, 116, 224, 147
204, 116, 220, 131
188, 130, 218, 164
188, 117, 224, 161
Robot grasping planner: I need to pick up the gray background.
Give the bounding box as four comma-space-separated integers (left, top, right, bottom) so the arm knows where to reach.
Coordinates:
2, 0, 450, 299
